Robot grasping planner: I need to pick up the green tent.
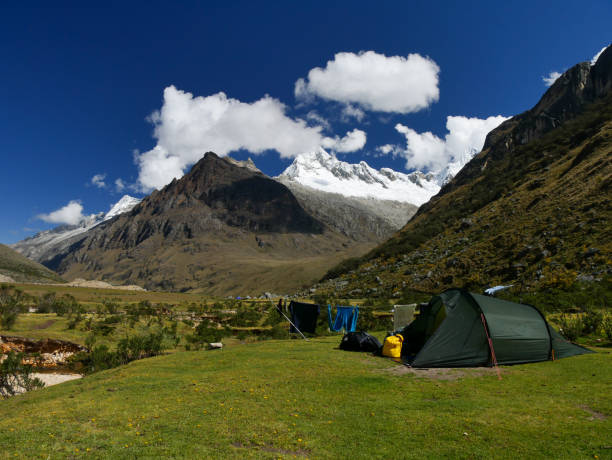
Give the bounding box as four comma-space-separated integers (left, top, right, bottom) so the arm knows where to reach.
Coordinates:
400, 289, 592, 368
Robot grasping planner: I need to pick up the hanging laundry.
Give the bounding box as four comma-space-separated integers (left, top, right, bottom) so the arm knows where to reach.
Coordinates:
328, 305, 359, 332
289, 301, 320, 334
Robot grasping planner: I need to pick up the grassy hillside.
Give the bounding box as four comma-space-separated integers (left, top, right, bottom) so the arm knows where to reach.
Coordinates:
0, 338, 609, 459
0, 244, 64, 284
320, 91, 611, 300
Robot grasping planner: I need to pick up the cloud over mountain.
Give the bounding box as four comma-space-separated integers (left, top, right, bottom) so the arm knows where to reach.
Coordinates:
543, 71, 562, 87
37, 200, 86, 225
135, 86, 366, 191
387, 115, 508, 172
295, 51, 440, 113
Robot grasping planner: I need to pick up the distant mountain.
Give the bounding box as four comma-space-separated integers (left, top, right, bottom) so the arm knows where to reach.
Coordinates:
277, 148, 440, 206
11, 195, 140, 263
39, 153, 376, 295
0, 244, 64, 284
320, 45, 612, 298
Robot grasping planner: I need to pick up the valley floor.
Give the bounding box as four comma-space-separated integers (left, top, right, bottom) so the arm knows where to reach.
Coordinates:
1, 337, 610, 459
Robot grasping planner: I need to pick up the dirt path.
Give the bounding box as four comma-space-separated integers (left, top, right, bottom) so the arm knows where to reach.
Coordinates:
33, 320, 56, 330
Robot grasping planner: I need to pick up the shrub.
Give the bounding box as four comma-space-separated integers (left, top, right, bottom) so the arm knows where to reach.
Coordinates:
558, 315, 584, 342
0, 285, 25, 330
601, 315, 612, 341
0, 351, 44, 398
36, 292, 56, 314
582, 308, 603, 335
230, 304, 263, 327
185, 319, 229, 350
73, 345, 120, 373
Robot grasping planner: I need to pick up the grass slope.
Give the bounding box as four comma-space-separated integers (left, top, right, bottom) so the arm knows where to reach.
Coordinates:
1, 338, 610, 459
0, 244, 64, 284
321, 92, 611, 298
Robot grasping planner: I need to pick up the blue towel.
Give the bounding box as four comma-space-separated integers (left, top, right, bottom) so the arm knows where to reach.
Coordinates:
328, 305, 359, 332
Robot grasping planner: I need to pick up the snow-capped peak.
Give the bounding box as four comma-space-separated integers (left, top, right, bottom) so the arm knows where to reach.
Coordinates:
11, 195, 141, 262
104, 195, 141, 220
277, 148, 440, 206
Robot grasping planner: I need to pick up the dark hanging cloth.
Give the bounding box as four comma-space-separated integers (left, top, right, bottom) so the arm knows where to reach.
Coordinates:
276, 298, 286, 316
289, 301, 320, 334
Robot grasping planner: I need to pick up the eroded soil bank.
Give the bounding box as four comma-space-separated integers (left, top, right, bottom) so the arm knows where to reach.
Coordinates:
0, 335, 87, 370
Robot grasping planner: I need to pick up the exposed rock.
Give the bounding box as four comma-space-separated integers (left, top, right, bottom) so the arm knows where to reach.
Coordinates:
0, 274, 15, 283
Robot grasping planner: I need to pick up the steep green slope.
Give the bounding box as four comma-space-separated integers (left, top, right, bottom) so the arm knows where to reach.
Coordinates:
0, 338, 609, 458
0, 244, 64, 284
321, 49, 611, 298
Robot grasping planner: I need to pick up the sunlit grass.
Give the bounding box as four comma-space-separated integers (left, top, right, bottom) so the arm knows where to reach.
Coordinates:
1, 337, 609, 459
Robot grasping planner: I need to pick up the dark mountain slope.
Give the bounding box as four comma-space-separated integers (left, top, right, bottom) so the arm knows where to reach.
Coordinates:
44, 153, 373, 295
321, 46, 611, 297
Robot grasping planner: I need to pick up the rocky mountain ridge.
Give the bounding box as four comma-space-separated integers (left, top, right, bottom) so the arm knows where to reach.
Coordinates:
277, 148, 441, 206
319, 45, 612, 298
38, 153, 376, 294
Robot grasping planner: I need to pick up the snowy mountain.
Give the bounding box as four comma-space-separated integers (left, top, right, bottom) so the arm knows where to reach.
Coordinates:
11, 195, 141, 262
277, 149, 441, 206
434, 147, 480, 186
104, 195, 142, 220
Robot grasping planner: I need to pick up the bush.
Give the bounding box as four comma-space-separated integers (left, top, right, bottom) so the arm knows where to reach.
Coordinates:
601, 315, 612, 341
0, 285, 25, 330
73, 345, 120, 373
558, 315, 584, 342
185, 319, 229, 350
230, 304, 263, 327
0, 351, 44, 398
582, 308, 603, 335
117, 332, 165, 363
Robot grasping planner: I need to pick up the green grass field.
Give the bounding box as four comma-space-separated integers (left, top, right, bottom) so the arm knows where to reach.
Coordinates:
1, 336, 610, 459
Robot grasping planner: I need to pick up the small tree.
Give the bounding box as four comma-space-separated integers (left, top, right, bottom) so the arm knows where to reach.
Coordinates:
0, 285, 25, 330
185, 319, 228, 350
0, 352, 44, 398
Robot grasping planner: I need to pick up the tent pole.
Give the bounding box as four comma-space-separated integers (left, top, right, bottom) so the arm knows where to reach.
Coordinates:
480, 313, 502, 380
270, 299, 309, 341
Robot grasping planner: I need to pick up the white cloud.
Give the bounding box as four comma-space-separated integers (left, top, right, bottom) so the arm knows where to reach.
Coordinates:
341, 104, 365, 122
91, 173, 107, 189
114, 178, 126, 193
37, 200, 86, 225
322, 129, 367, 153
542, 71, 562, 87
591, 45, 608, 65
305, 110, 330, 130
295, 51, 440, 113
392, 115, 509, 172
376, 144, 403, 156
136, 86, 365, 191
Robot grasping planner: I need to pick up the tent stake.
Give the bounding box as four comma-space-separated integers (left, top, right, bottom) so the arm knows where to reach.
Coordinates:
481, 313, 502, 380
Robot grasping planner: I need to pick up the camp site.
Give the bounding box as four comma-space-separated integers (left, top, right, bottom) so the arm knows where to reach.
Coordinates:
2, 4, 612, 459
0, 282, 610, 459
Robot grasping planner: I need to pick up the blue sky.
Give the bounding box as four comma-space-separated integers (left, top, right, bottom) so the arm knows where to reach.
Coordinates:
0, 1, 610, 244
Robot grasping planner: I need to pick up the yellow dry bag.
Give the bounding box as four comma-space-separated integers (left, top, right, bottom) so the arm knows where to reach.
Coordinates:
382, 334, 403, 358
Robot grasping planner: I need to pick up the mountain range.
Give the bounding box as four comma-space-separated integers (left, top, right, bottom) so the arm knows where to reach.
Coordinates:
10, 146, 458, 293
7, 46, 609, 297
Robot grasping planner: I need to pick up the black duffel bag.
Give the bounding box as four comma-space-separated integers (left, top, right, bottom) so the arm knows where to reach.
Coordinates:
339, 331, 382, 353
